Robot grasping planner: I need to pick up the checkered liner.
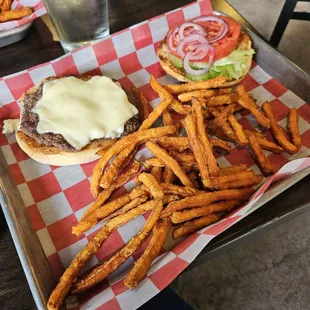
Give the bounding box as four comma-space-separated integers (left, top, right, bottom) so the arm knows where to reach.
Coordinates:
0, 0, 46, 32
0, 0, 310, 309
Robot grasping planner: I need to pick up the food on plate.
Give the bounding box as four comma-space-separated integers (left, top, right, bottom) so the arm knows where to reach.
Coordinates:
288, 108, 302, 151
47, 75, 303, 309
1, 0, 12, 12
0, 6, 33, 22
158, 15, 255, 84
262, 101, 298, 154
3, 75, 144, 166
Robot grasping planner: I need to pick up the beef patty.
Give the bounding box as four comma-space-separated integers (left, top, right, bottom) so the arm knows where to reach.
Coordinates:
19, 76, 141, 152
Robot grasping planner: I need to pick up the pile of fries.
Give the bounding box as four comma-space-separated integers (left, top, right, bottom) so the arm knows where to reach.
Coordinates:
47, 75, 302, 310
0, 0, 33, 23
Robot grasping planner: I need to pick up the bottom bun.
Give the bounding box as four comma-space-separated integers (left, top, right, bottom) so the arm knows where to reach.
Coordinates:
157, 30, 252, 86
16, 131, 117, 166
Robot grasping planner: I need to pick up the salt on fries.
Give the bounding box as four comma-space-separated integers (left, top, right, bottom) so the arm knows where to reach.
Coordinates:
48, 75, 303, 309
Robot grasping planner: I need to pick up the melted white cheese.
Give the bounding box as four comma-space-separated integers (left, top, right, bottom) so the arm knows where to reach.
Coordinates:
32, 76, 138, 150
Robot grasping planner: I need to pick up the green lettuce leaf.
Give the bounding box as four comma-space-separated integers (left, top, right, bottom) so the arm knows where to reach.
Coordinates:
167, 48, 255, 81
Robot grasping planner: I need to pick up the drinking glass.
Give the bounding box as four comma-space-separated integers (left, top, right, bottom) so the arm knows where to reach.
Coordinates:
42, 0, 109, 52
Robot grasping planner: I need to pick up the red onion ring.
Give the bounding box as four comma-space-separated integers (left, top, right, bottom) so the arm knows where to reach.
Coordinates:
177, 34, 207, 58
178, 22, 207, 40
167, 27, 179, 52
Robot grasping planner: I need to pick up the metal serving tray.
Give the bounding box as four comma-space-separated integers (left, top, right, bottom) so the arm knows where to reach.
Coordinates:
1, 13, 310, 310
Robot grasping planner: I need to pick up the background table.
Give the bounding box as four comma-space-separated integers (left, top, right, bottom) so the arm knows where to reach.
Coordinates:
1, 1, 310, 309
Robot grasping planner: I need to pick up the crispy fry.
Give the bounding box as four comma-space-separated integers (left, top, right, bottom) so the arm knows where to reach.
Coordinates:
206, 92, 239, 107
173, 214, 221, 239
146, 141, 193, 187
72, 199, 163, 294
237, 85, 270, 128
145, 157, 165, 168
244, 130, 265, 139
155, 136, 190, 152
83, 161, 140, 219
219, 164, 247, 176
162, 109, 173, 126
0, 0, 4, 8
150, 75, 189, 115
131, 87, 149, 121
100, 196, 149, 223
1, 0, 12, 12
91, 125, 176, 197
262, 102, 297, 154
151, 166, 163, 183
47, 200, 156, 310
210, 104, 235, 129
192, 97, 219, 177
170, 150, 196, 165
96, 139, 119, 156
161, 187, 255, 218
288, 108, 302, 151
248, 135, 275, 175
203, 171, 255, 189
160, 183, 202, 197
171, 200, 242, 223
205, 174, 263, 189
0, 7, 33, 22
163, 167, 175, 183
119, 146, 139, 171
163, 194, 179, 204
183, 113, 209, 182
178, 90, 217, 102
124, 218, 171, 288
228, 114, 248, 144
130, 185, 148, 199
210, 138, 233, 152
100, 143, 137, 188
188, 170, 200, 189
139, 173, 164, 199
165, 76, 226, 95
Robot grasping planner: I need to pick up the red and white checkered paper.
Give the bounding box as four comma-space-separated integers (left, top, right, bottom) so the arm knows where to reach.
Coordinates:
0, 0, 46, 32
1, 0, 310, 309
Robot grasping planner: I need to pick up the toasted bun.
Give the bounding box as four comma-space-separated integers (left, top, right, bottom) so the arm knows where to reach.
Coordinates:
16, 130, 116, 166
157, 30, 253, 86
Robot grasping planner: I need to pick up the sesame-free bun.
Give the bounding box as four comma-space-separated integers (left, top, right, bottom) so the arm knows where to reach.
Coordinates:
157, 30, 253, 86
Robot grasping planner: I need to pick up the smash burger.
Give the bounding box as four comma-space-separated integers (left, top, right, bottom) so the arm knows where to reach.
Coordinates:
3, 76, 142, 166
158, 15, 255, 85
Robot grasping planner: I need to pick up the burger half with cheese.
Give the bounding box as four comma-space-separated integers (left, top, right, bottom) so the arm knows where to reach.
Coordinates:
3, 76, 142, 166
158, 15, 255, 86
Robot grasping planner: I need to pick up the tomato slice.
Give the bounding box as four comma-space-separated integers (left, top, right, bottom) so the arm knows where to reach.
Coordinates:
166, 16, 241, 62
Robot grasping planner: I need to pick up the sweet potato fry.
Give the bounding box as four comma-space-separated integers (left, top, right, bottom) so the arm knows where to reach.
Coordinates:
210, 138, 233, 152
219, 164, 247, 176
124, 218, 171, 288
244, 130, 265, 139
162, 108, 173, 126
173, 214, 221, 239
206, 174, 263, 189
150, 75, 189, 115
139, 173, 164, 199
144, 157, 165, 168
155, 136, 190, 152
131, 87, 149, 121
160, 183, 202, 197
171, 200, 242, 224
151, 166, 163, 183
100, 143, 137, 188
288, 108, 302, 151
170, 150, 196, 165
178, 90, 217, 102
248, 135, 275, 175
237, 85, 270, 128
1, 0, 12, 12
130, 185, 148, 199
203, 171, 255, 189
0, 7, 33, 22
83, 161, 140, 219
91, 125, 176, 197
48, 199, 156, 310
163, 167, 175, 183
192, 97, 219, 177
165, 76, 226, 95
161, 187, 255, 218
183, 113, 209, 182
96, 139, 121, 156
72, 199, 163, 294
206, 92, 239, 107
210, 104, 235, 129
146, 141, 193, 187
262, 102, 297, 154
0, 0, 4, 8
228, 114, 248, 144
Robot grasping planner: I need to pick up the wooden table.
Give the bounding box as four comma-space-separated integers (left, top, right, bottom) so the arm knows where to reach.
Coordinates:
1, 1, 309, 309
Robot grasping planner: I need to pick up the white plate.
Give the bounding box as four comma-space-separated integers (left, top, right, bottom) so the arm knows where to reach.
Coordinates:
0, 21, 32, 48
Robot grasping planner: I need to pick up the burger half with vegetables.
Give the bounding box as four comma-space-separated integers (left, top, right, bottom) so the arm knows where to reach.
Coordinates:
158, 15, 254, 85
